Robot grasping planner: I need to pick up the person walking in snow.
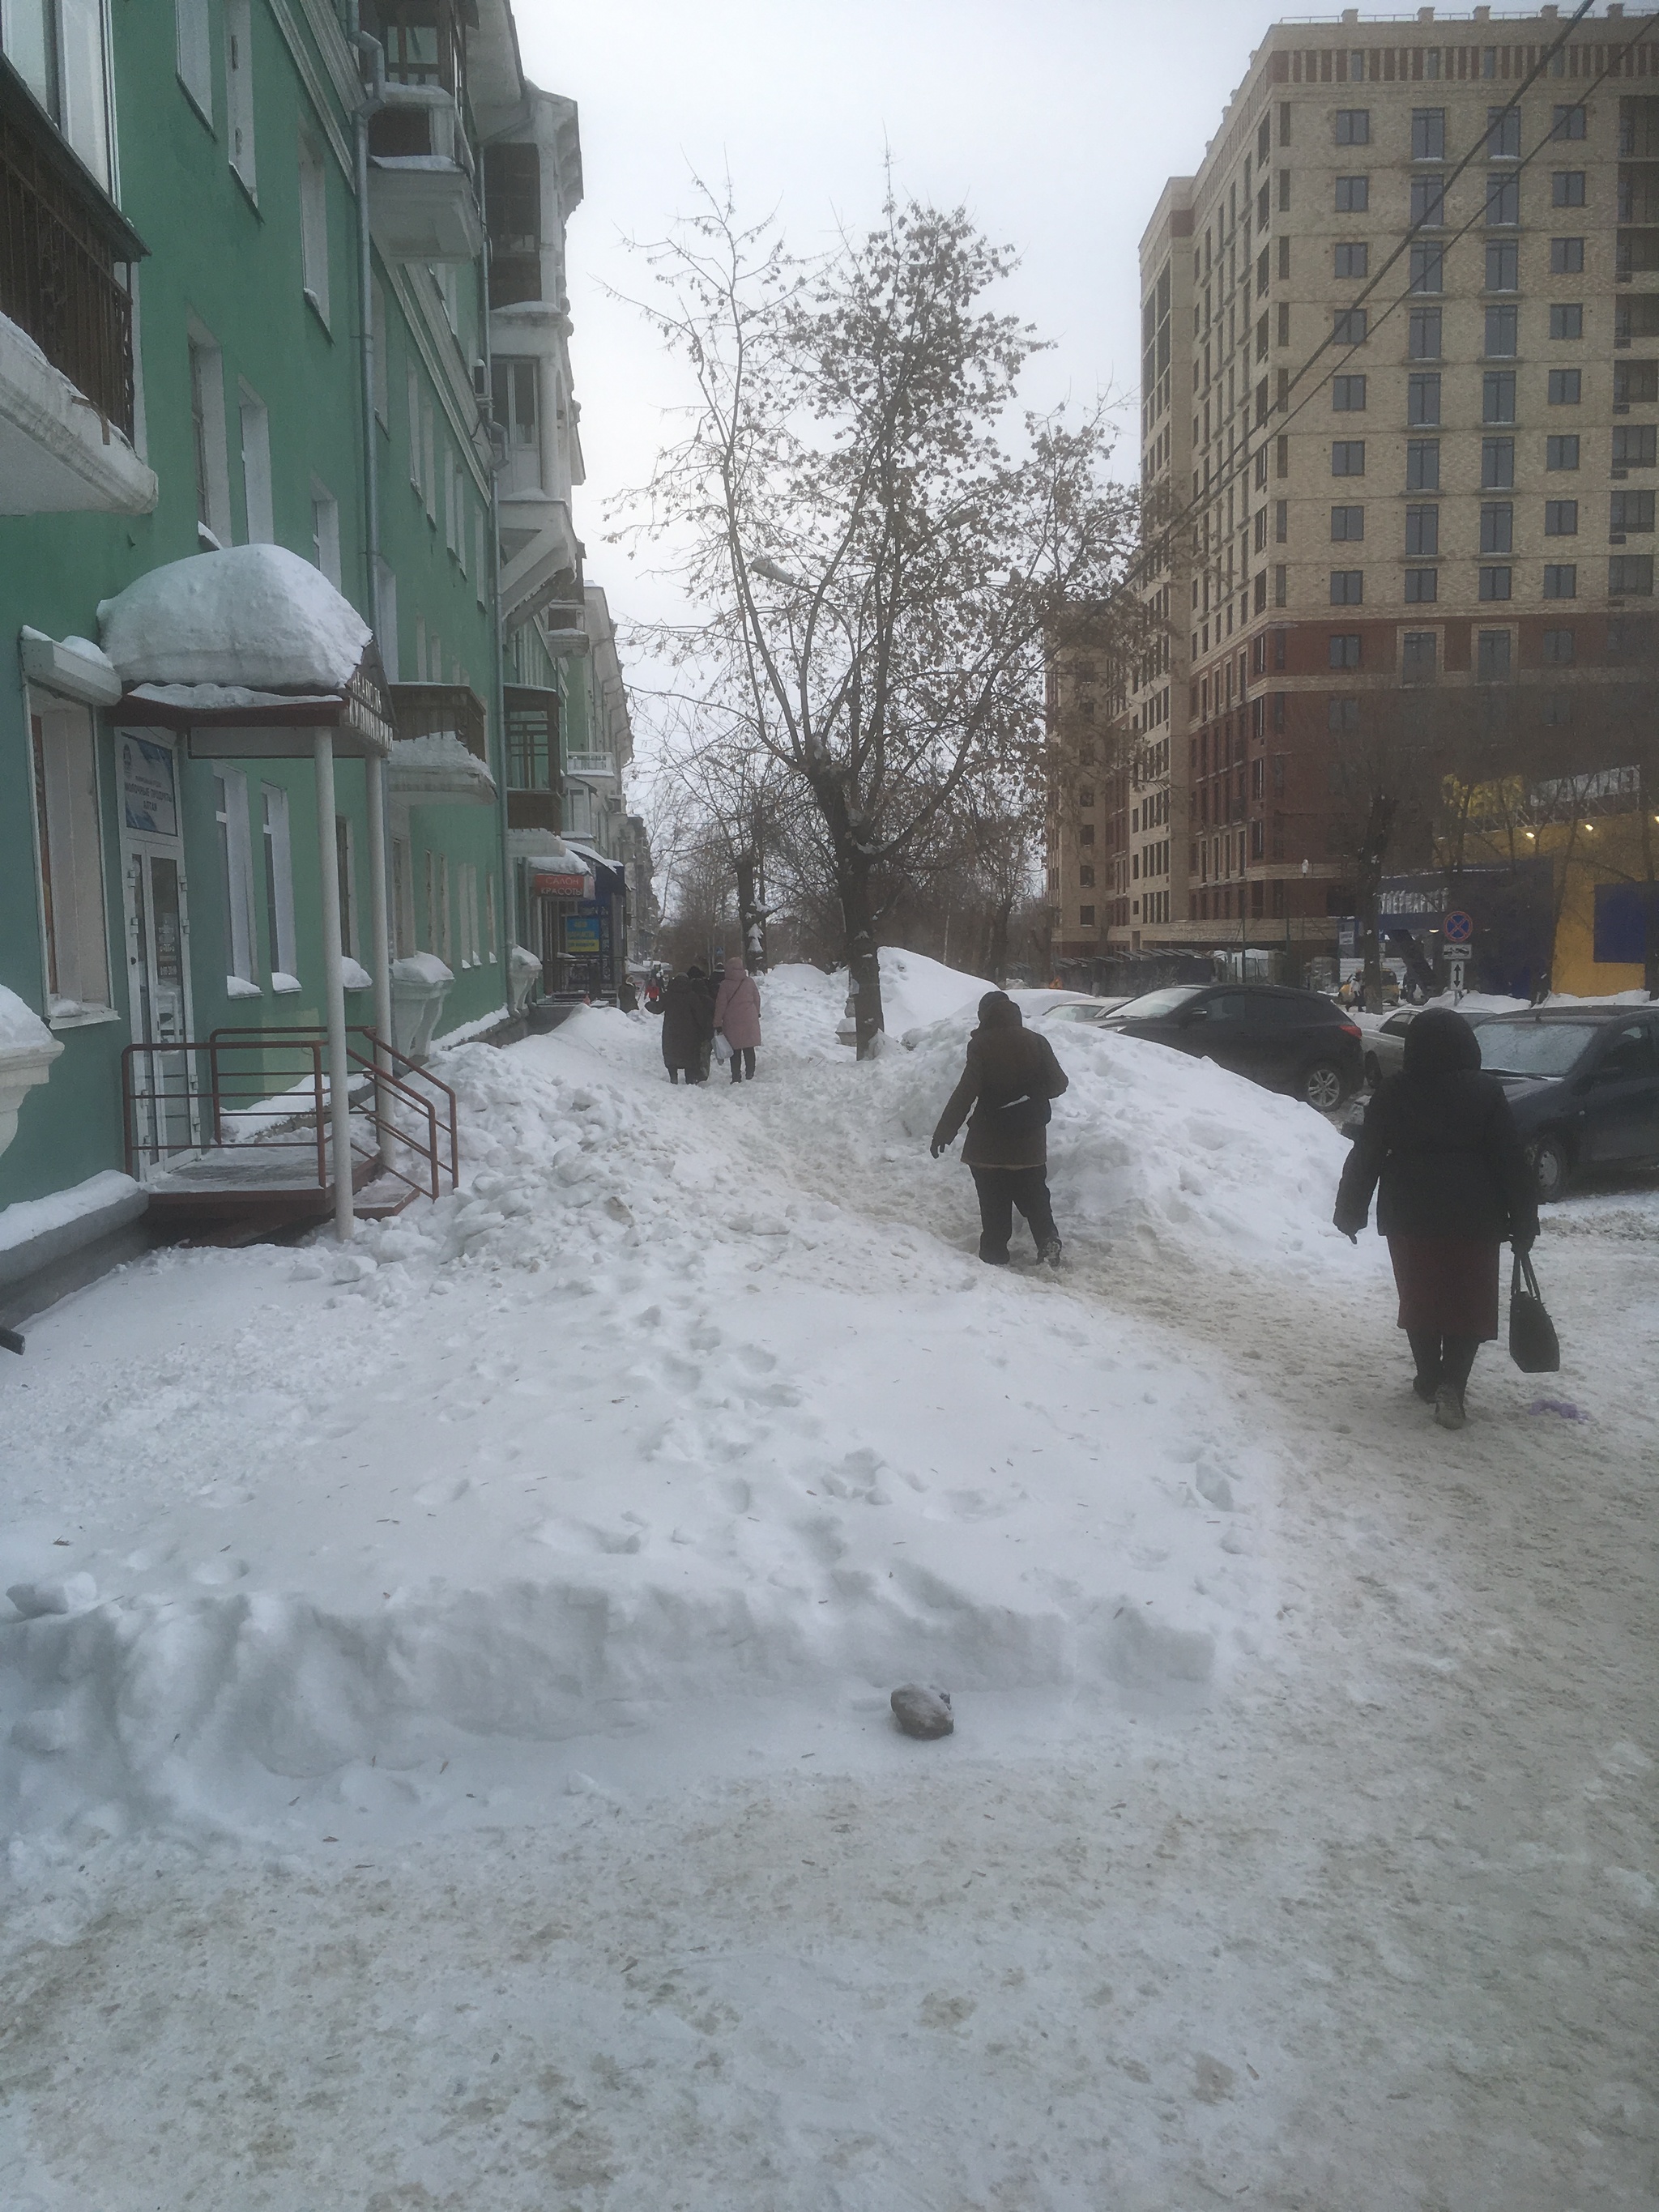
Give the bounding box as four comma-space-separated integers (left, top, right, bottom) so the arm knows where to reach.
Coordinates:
930, 991, 1069, 1268
714, 956, 763, 1082
1333, 1005, 1538, 1430
660, 966, 714, 1085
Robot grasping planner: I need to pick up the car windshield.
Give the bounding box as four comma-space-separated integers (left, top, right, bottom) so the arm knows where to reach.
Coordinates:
1111, 987, 1204, 1021
1478, 1022, 1600, 1078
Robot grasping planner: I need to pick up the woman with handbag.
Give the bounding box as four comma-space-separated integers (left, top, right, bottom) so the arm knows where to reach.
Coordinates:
931, 991, 1069, 1268
1335, 1007, 1540, 1430
714, 956, 763, 1082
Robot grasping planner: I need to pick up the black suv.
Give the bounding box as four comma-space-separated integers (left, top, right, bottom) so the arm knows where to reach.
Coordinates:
1100, 983, 1364, 1110
1476, 1007, 1659, 1199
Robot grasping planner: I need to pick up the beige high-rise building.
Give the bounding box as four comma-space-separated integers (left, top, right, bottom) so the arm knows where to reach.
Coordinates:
1051, 6, 1659, 980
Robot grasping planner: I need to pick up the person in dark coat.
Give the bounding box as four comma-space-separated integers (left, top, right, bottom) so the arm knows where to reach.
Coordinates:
1334, 1006, 1538, 1430
660, 966, 714, 1084
931, 991, 1069, 1268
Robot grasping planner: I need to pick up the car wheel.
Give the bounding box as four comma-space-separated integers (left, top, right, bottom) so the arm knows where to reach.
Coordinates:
1303, 1060, 1346, 1112
1532, 1133, 1572, 1203
1363, 1052, 1382, 1089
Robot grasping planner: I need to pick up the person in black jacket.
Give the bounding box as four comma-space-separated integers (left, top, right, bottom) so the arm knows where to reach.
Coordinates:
660, 967, 714, 1084
1335, 1006, 1538, 1430
931, 993, 1070, 1268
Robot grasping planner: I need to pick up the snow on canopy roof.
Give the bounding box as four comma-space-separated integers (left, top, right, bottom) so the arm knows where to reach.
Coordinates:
98, 544, 373, 693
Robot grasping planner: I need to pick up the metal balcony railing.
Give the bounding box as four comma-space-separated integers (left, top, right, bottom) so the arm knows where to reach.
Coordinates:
0, 59, 146, 435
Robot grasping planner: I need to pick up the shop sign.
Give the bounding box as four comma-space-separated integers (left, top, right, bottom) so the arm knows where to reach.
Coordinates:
534, 871, 590, 897
564, 914, 603, 957
121, 735, 179, 837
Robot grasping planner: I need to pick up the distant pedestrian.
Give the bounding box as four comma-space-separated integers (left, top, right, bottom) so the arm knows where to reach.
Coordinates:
617, 977, 639, 1012
930, 991, 1069, 1268
660, 966, 714, 1085
714, 956, 763, 1082
1334, 1006, 1538, 1430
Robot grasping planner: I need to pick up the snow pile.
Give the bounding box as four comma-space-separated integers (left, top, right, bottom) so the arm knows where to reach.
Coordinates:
389, 731, 497, 796
0, 1171, 140, 1257
98, 544, 371, 692
0, 984, 55, 1054
759, 948, 993, 1061
885, 1007, 1363, 1273
0, 1008, 1277, 1847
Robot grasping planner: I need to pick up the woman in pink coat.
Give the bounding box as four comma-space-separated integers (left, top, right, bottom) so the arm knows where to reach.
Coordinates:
714, 957, 763, 1082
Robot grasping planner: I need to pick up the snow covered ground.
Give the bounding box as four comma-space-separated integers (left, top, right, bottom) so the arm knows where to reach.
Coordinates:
2, 953, 1655, 2209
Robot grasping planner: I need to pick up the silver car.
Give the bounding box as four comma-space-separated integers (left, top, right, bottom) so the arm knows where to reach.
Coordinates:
1361, 1004, 1499, 1089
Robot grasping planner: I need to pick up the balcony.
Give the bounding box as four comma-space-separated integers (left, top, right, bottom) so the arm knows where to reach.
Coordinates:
386, 682, 496, 806
0, 59, 156, 513
565, 751, 616, 783
367, 84, 481, 265
498, 491, 582, 629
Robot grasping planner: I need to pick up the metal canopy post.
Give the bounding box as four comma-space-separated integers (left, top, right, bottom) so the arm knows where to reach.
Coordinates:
313, 729, 356, 1240
365, 749, 395, 1166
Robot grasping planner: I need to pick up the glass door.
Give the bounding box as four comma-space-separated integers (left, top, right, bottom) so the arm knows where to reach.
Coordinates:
120, 734, 199, 1170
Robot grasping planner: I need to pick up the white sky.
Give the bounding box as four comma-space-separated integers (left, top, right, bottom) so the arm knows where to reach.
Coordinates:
514, 0, 1289, 637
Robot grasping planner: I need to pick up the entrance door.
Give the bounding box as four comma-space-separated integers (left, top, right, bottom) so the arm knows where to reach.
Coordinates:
119, 733, 199, 1169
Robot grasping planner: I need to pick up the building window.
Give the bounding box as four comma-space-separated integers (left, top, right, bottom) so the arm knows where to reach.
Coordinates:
1329, 570, 1363, 605
1486, 241, 1519, 292
1410, 174, 1445, 228
310, 479, 340, 586
1328, 697, 1360, 735
1330, 505, 1364, 542
1332, 375, 1366, 412
1412, 109, 1445, 160
1333, 308, 1367, 346
1550, 237, 1584, 274
1336, 109, 1370, 144
1542, 626, 1575, 663
1610, 556, 1654, 597
371, 280, 388, 424
1485, 175, 1520, 228
1477, 629, 1512, 681
1542, 564, 1577, 599
1613, 425, 1659, 469
1328, 633, 1361, 669
1402, 630, 1438, 680
421, 396, 436, 523
1486, 106, 1521, 160
1550, 303, 1584, 341
1612, 489, 1656, 534
220, 0, 257, 191
1078, 865, 1095, 889
1544, 500, 1578, 536
1409, 308, 1442, 360
1548, 369, 1581, 407
1547, 434, 1580, 471
1078, 906, 1094, 927
188, 326, 231, 545
30, 701, 112, 1014
1334, 241, 1368, 279
1335, 175, 1369, 213
214, 770, 258, 988
175, 0, 212, 121
1405, 568, 1439, 603
335, 815, 359, 958
1484, 306, 1518, 359
1615, 360, 1659, 406
1483, 371, 1516, 424
260, 784, 297, 982
1409, 241, 1444, 293
1406, 440, 1440, 492
299, 131, 329, 320
1482, 437, 1515, 489
237, 381, 271, 543
1331, 440, 1365, 476
1480, 502, 1513, 555
1552, 103, 1587, 141
1552, 171, 1586, 208
1407, 373, 1441, 427
1274, 499, 1289, 543
1479, 565, 1512, 602
1405, 505, 1439, 556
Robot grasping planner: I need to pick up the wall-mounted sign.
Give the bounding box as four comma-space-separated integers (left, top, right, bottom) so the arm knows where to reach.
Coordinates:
534, 871, 590, 898
563, 914, 603, 957
121, 735, 179, 837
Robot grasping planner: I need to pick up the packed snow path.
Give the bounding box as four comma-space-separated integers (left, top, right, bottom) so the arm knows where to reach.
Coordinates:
2, 959, 1655, 2210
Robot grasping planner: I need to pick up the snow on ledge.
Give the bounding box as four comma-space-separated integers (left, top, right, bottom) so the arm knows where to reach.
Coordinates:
98, 543, 372, 693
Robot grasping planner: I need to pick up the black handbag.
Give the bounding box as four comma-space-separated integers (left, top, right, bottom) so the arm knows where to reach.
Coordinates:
1509, 1249, 1560, 1374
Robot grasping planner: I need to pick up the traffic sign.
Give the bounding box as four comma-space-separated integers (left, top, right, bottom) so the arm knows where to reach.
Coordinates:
1444, 909, 1473, 944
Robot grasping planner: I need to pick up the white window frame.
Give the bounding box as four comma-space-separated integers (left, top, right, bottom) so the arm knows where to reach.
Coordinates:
309, 475, 340, 587
224, 0, 254, 192
215, 769, 259, 989
187, 318, 232, 548
298, 130, 329, 322
260, 782, 298, 985
174, 0, 212, 124
238, 380, 272, 542
28, 693, 114, 1021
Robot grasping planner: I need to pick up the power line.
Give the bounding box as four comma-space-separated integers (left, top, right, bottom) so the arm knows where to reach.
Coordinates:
1124, 0, 1653, 620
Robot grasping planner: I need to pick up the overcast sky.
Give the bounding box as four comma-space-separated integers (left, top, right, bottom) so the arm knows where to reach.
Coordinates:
514, 0, 1287, 638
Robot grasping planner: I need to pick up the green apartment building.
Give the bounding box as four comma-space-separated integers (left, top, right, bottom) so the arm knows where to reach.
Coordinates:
0, 0, 637, 1302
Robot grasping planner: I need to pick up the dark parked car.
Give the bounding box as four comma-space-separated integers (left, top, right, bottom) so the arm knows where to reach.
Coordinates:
1100, 983, 1364, 1110
1475, 1007, 1659, 1199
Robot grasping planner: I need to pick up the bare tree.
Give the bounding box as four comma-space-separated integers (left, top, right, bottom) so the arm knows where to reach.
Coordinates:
616, 181, 1145, 1052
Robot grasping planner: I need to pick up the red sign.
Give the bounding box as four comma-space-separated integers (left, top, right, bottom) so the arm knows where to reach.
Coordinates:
533, 871, 589, 897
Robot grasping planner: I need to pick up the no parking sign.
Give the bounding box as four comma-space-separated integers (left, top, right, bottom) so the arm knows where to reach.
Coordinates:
1444, 909, 1474, 946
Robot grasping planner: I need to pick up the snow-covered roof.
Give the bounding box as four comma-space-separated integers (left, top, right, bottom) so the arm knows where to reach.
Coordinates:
390, 731, 497, 802
98, 545, 373, 693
